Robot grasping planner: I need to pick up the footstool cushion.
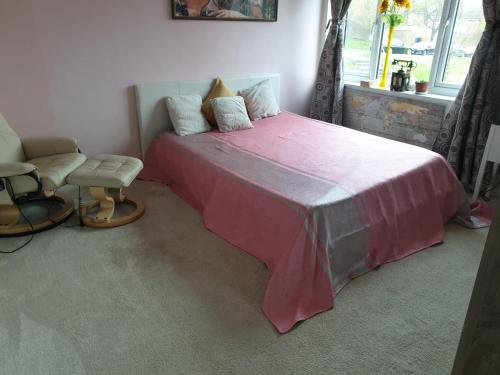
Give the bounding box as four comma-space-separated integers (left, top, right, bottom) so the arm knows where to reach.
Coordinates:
67, 154, 143, 188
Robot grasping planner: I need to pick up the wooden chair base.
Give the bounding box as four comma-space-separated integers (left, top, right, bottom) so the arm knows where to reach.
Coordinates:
80, 187, 144, 228
0, 192, 74, 237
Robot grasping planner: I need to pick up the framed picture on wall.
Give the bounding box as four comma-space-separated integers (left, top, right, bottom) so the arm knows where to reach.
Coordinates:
172, 0, 278, 22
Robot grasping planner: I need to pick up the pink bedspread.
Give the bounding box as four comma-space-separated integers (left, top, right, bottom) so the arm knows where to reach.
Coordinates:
141, 112, 477, 333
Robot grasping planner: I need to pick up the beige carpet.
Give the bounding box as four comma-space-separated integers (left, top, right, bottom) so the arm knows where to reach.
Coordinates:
0, 181, 490, 375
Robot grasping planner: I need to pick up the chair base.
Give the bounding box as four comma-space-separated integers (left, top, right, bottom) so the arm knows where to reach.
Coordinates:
80, 187, 144, 228
0, 192, 74, 237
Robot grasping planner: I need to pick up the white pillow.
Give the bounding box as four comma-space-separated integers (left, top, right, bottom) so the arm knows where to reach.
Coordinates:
165, 95, 211, 136
239, 79, 280, 121
211, 96, 253, 132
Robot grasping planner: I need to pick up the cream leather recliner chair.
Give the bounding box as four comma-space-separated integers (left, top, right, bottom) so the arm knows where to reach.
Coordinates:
0, 113, 86, 236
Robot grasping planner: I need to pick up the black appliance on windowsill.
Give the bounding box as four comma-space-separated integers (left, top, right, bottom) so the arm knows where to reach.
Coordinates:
390, 59, 417, 92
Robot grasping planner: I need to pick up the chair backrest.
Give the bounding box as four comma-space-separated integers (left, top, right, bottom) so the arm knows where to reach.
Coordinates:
0, 113, 26, 163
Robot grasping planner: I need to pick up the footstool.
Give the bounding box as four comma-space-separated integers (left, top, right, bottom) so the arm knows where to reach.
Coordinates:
67, 154, 145, 228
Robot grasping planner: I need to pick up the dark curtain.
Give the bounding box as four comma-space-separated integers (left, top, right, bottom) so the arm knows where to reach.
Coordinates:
310, 0, 352, 124
433, 0, 500, 190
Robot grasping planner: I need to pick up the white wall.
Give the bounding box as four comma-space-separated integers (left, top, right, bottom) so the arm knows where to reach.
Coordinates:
0, 0, 324, 156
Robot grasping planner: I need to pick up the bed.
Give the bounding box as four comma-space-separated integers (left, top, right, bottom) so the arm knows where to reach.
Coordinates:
135, 74, 477, 333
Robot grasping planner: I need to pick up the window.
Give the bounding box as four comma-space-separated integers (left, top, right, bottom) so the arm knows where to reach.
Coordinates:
342, 0, 485, 95
378, 0, 445, 83
439, 0, 485, 85
344, 0, 379, 78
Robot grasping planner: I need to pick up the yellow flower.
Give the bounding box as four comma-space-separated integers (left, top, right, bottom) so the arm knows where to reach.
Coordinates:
404, 0, 412, 9
378, 0, 389, 13
394, 0, 406, 6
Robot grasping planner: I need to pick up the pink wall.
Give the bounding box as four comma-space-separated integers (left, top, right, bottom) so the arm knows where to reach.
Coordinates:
0, 0, 324, 156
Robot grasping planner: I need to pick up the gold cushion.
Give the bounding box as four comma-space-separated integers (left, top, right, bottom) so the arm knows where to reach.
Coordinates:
202, 79, 235, 125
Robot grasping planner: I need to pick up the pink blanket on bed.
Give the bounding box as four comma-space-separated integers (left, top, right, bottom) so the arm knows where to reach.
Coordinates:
140, 112, 483, 333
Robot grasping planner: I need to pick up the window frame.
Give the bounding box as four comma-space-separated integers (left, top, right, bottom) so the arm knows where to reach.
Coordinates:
341, 0, 479, 97
343, 10, 384, 83
429, 0, 463, 95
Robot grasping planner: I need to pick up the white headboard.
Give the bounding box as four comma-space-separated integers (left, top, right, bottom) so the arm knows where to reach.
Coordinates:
135, 73, 280, 158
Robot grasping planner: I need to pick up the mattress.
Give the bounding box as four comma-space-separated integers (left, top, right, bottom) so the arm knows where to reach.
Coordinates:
140, 111, 475, 333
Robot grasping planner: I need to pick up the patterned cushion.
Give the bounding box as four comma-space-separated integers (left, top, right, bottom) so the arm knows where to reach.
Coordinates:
202, 78, 236, 125
211, 96, 253, 132
166, 95, 211, 136
239, 79, 280, 121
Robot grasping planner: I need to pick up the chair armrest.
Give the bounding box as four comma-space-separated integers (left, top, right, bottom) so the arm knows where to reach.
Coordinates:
22, 137, 79, 160
0, 162, 37, 178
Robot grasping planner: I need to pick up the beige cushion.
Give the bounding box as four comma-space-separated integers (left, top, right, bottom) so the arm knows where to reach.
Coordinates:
67, 154, 143, 189
0, 162, 37, 178
0, 113, 85, 195
29, 153, 87, 190
0, 162, 39, 198
8, 175, 41, 197
0, 113, 25, 163
23, 137, 79, 160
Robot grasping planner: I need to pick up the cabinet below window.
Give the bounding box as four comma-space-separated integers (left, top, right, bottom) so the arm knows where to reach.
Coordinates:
343, 85, 452, 150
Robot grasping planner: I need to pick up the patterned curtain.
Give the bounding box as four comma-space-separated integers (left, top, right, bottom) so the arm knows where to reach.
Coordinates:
433, 0, 500, 190
310, 0, 352, 124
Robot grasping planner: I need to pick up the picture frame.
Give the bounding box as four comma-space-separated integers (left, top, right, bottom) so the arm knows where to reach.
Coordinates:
172, 0, 278, 22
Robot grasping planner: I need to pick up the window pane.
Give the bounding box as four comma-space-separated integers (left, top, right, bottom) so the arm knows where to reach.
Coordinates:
442, 0, 485, 85
344, 0, 378, 77
378, 0, 445, 84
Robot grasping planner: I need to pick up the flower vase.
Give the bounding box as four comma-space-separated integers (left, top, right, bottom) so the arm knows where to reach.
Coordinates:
379, 24, 395, 89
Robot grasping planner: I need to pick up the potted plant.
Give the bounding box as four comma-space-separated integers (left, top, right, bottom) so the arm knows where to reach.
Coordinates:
378, 0, 412, 88
415, 80, 429, 94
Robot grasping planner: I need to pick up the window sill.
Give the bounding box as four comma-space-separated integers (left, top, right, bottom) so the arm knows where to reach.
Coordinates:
344, 82, 456, 108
